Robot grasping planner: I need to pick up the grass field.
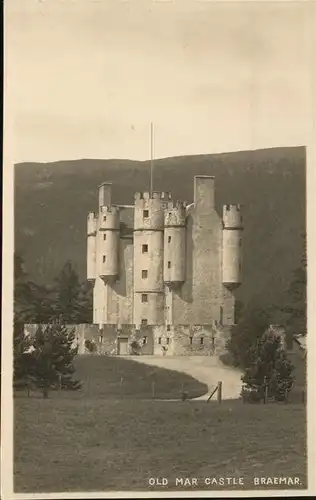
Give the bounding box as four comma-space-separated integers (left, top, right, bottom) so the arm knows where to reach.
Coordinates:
14, 398, 307, 493
71, 355, 209, 399
14, 356, 307, 493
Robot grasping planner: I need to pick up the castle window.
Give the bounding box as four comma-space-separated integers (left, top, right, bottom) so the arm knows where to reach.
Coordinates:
103, 216, 107, 222
141, 319, 148, 326
200, 337, 204, 345
99, 335, 103, 344
142, 244, 148, 253
168, 261, 171, 269
141, 294, 148, 303
158, 337, 162, 344
166, 337, 170, 345
143, 336, 147, 345
189, 336, 193, 345
103, 255, 106, 263
168, 236, 171, 243
142, 270, 148, 279
143, 210, 149, 218
103, 233, 107, 240
212, 337, 215, 346
167, 325, 171, 331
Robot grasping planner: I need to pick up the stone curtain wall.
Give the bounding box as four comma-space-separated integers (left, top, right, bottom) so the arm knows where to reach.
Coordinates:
24, 323, 230, 357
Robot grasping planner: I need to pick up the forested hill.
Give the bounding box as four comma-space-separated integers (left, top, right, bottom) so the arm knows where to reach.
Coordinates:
14, 146, 306, 311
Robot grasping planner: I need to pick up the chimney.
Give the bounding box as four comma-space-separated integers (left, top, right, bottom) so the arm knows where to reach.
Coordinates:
193, 176, 215, 211
99, 182, 112, 208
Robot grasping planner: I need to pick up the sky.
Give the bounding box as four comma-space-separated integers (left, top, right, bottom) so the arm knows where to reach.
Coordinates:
5, 0, 315, 163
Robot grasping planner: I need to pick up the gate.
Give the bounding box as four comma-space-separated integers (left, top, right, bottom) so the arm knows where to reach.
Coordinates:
117, 337, 129, 356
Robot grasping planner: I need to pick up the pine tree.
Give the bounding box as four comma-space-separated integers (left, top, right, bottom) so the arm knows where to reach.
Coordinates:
14, 254, 40, 389
14, 253, 54, 323
242, 329, 295, 401
30, 321, 81, 398
13, 321, 34, 392
52, 261, 89, 323
226, 306, 272, 369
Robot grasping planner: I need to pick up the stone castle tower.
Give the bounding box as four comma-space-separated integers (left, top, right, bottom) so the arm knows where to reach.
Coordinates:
87, 175, 243, 331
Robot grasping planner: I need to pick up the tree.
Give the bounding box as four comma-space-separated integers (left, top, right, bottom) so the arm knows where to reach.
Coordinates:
13, 321, 34, 392
241, 329, 295, 402
14, 253, 55, 323
225, 306, 273, 369
281, 232, 306, 336
52, 261, 92, 323
78, 281, 93, 323
30, 321, 81, 398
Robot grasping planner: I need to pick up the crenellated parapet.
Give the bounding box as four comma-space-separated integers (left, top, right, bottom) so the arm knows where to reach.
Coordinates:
134, 192, 172, 231
87, 212, 97, 236
164, 201, 187, 227
99, 205, 120, 231
134, 191, 172, 201
222, 204, 243, 229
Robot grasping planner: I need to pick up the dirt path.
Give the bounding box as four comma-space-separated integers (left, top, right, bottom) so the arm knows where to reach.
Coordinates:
130, 355, 242, 400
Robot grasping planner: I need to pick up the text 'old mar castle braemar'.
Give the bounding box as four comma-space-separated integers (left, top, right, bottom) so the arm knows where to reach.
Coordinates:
86, 175, 243, 354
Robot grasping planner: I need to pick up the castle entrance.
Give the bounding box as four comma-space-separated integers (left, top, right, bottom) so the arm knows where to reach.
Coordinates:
117, 337, 129, 356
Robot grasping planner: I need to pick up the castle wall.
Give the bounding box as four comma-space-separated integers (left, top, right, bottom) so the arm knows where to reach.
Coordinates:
172, 176, 223, 325
93, 275, 107, 324
24, 323, 229, 357
221, 287, 236, 326
106, 239, 134, 325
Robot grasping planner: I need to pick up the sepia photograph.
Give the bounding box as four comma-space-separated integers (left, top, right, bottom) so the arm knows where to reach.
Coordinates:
2, 0, 315, 497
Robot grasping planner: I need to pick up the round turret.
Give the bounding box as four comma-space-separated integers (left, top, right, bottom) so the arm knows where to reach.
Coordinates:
99, 205, 120, 231
133, 192, 171, 325
164, 202, 187, 285
134, 191, 172, 231
98, 206, 120, 282
87, 212, 97, 282
222, 204, 243, 289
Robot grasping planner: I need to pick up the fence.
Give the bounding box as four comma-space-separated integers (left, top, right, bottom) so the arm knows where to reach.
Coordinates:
15, 376, 306, 405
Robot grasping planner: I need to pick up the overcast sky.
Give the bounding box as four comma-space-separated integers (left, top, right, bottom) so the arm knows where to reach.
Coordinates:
6, 0, 314, 163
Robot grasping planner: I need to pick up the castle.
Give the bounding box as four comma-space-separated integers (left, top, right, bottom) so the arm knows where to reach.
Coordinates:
85, 175, 243, 356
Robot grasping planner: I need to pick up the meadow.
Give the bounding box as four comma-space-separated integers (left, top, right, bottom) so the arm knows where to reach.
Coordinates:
14, 356, 307, 493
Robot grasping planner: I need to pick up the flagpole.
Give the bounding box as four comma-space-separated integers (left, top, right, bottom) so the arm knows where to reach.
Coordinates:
150, 122, 154, 197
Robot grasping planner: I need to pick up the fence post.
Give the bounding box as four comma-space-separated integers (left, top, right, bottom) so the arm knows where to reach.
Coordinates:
217, 381, 222, 405
264, 377, 268, 404
152, 380, 155, 400
120, 377, 124, 399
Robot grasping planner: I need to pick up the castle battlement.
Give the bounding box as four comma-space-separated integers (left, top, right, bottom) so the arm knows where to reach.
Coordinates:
222, 204, 243, 229
87, 212, 97, 236
134, 191, 172, 201
164, 202, 187, 226
166, 200, 187, 210
100, 205, 120, 215
99, 205, 120, 231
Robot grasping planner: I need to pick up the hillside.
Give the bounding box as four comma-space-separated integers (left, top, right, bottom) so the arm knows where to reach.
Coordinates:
14, 146, 306, 311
